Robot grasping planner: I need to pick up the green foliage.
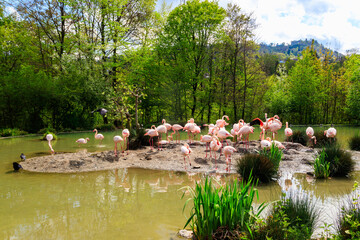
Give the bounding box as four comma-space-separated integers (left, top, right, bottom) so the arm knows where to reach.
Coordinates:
182, 176, 266, 239
314, 130, 336, 148
93, 123, 116, 131
292, 130, 307, 146
314, 150, 331, 179
129, 128, 149, 150
336, 182, 360, 239
41, 132, 57, 141
0, 128, 28, 137
253, 192, 318, 240
259, 144, 283, 170
320, 144, 354, 177
236, 154, 277, 183
349, 134, 360, 151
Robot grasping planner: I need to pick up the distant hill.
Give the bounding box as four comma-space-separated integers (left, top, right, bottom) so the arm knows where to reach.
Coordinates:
259, 39, 343, 60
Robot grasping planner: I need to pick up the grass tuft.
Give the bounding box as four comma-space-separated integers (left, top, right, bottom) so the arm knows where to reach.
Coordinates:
236, 154, 276, 183
320, 144, 354, 177
349, 134, 360, 151
292, 130, 307, 146
313, 150, 330, 179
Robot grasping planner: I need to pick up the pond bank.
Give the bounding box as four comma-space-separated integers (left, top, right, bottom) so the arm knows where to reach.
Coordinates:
21, 140, 360, 175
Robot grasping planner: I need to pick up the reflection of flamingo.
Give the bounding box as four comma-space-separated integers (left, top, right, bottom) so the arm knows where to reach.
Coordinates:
113, 135, 123, 157
171, 124, 183, 143
46, 134, 55, 154
181, 143, 192, 170
93, 129, 104, 144
306, 127, 317, 145
223, 146, 237, 172
122, 129, 130, 154
76, 138, 90, 147
144, 125, 158, 150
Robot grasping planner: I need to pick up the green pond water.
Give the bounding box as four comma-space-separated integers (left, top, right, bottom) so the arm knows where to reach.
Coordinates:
0, 126, 359, 239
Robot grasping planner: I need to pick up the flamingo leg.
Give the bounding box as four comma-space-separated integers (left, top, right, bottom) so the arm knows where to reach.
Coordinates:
114, 143, 117, 157
205, 143, 208, 158
149, 137, 152, 149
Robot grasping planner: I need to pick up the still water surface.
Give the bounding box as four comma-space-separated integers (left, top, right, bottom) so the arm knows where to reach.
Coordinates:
0, 126, 359, 239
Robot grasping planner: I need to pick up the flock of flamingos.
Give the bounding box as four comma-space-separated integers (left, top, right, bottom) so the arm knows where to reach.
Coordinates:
43, 114, 337, 172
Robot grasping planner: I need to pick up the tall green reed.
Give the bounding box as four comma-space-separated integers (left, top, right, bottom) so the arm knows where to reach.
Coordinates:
314, 150, 330, 179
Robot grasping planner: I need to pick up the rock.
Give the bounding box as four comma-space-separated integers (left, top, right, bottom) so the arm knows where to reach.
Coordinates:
69, 160, 84, 168
178, 229, 193, 239
145, 155, 152, 160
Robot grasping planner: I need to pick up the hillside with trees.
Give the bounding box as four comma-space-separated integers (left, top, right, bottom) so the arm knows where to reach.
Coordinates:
0, 0, 359, 134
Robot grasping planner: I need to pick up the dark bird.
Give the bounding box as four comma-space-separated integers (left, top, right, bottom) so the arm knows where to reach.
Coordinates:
13, 162, 23, 171
20, 153, 26, 161
91, 108, 108, 124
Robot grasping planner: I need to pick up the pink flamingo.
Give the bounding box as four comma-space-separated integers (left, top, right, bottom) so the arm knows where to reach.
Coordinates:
180, 143, 192, 170
250, 114, 274, 140
306, 127, 317, 145
93, 129, 104, 144
113, 135, 123, 157
232, 119, 244, 141
324, 127, 336, 142
268, 115, 282, 140
237, 125, 254, 149
200, 135, 213, 158
192, 125, 201, 141
210, 137, 222, 170
156, 124, 167, 150
162, 119, 172, 139
216, 115, 229, 128
144, 125, 159, 150
216, 128, 233, 146
272, 140, 285, 149
183, 120, 195, 143
157, 132, 175, 150
171, 124, 183, 143
223, 146, 237, 172
284, 122, 293, 142
76, 138, 90, 147
122, 129, 130, 154
46, 134, 55, 154
260, 137, 272, 149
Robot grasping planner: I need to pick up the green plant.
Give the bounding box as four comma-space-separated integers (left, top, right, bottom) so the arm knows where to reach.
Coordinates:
292, 130, 307, 146
259, 144, 283, 170
321, 144, 354, 177
41, 131, 58, 140
314, 150, 331, 179
128, 128, 152, 149
236, 154, 277, 183
253, 192, 318, 240
0, 128, 28, 137
314, 130, 336, 148
349, 134, 360, 151
93, 123, 116, 131
38, 127, 56, 134
336, 182, 360, 239
182, 176, 266, 239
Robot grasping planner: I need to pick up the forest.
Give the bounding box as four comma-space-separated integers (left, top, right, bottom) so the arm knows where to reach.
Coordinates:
0, 0, 359, 133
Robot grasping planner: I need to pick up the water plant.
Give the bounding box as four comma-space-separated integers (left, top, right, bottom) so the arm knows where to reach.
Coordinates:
336, 182, 360, 239
313, 150, 330, 179
320, 144, 354, 177
253, 191, 319, 240
236, 154, 276, 183
292, 130, 307, 146
349, 134, 360, 151
182, 176, 266, 239
259, 143, 283, 170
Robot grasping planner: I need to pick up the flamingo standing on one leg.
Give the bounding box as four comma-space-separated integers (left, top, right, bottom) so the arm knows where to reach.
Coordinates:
306, 127, 317, 146
180, 143, 192, 170
76, 138, 90, 147
216, 128, 233, 146
156, 124, 167, 150
183, 120, 195, 143
223, 146, 237, 172
200, 135, 213, 158
268, 115, 282, 140
122, 129, 130, 154
113, 135, 124, 157
284, 122, 293, 142
192, 125, 201, 141
210, 137, 222, 170
46, 134, 55, 154
172, 124, 183, 143
237, 125, 254, 149
93, 129, 104, 144
162, 119, 172, 140
144, 125, 158, 150
324, 127, 337, 143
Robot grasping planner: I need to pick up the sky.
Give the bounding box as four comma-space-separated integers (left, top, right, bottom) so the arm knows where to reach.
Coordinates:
216, 0, 360, 54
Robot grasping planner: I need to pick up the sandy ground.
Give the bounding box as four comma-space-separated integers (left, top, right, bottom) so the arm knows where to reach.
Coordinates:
20, 140, 360, 175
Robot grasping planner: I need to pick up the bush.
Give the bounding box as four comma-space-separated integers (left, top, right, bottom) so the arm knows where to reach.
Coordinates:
314, 150, 330, 179
320, 144, 354, 177
292, 130, 307, 146
38, 127, 56, 134
128, 128, 152, 150
41, 131, 58, 140
259, 144, 283, 170
0, 128, 28, 137
182, 177, 266, 239
236, 154, 277, 183
253, 192, 318, 240
349, 134, 360, 151
336, 182, 360, 239
93, 123, 116, 131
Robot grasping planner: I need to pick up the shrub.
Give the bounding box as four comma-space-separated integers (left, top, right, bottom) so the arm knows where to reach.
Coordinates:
292, 130, 307, 146
314, 130, 336, 148
336, 182, 360, 239
41, 131, 58, 140
236, 154, 276, 183
259, 144, 283, 170
314, 150, 330, 179
0, 128, 28, 137
38, 127, 56, 134
320, 144, 354, 177
182, 176, 266, 240
128, 128, 153, 150
93, 123, 116, 131
349, 134, 360, 151
253, 192, 318, 240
